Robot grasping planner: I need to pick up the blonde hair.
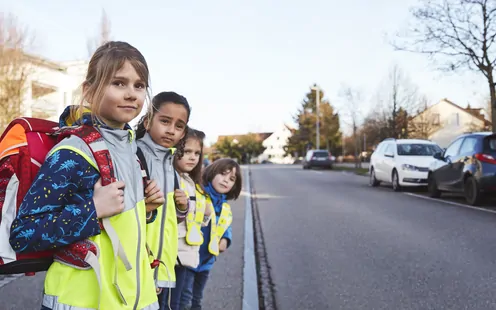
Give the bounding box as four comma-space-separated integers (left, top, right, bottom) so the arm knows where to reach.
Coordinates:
71, 41, 150, 122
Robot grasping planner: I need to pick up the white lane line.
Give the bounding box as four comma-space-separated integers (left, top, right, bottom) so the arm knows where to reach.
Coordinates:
242, 167, 259, 310
403, 192, 496, 215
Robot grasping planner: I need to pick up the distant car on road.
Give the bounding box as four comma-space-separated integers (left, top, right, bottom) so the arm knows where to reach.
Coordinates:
302, 149, 334, 169
428, 132, 496, 205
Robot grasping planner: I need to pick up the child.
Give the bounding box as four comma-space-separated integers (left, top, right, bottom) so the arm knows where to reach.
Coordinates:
135, 91, 191, 309
9, 41, 162, 309
169, 128, 212, 310
180, 158, 242, 310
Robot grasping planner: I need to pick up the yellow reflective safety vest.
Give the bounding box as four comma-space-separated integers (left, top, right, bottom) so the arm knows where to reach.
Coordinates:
179, 181, 208, 246
42, 129, 158, 310
206, 196, 233, 256
138, 133, 178, 289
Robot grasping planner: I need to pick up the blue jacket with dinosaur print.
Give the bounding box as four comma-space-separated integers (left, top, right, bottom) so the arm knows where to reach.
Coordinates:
9, 107, 127, 253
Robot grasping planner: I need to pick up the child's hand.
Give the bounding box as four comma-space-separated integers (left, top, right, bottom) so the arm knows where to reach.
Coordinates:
174, 190, 188, 211
204, 201, 213, 217
145, 180, 165, 212
93, 178, 125, 219
219, 238, 228, 253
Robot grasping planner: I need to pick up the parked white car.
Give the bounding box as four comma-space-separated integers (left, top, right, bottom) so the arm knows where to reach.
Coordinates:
369, 138, 443, 191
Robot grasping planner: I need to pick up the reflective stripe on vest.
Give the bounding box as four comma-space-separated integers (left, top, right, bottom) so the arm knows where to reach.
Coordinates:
207, 197, 232, 256
180, 180, 206, 246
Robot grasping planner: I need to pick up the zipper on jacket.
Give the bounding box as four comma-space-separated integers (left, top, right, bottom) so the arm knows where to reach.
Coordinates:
154, 150, 171, 283
133, 206, 142, 310
132, 147, 142, 310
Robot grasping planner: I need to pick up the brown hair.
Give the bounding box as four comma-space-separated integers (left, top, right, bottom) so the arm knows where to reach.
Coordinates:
202, 158, 242, 200
72, 41, 150, 122
174, 128, 205, 185
135, 91, 191, 139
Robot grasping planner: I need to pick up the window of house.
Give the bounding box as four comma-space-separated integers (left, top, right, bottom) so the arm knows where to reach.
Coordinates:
432, 113, 440, 125
450, 112, 460, 126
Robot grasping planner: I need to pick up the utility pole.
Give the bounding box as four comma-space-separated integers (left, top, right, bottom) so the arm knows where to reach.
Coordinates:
311, 85, 320, 150
342, 133, 345, 156
363, 133, 366, 153
316, 87, 320, 149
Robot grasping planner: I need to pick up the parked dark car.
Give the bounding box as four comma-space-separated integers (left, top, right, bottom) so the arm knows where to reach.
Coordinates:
428, 132, 496, 205
302, 149, 334, 169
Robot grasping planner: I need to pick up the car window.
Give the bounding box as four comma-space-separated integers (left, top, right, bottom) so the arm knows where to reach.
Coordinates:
487, 138, 496, 150
459, 137, 478, 155
384, 143, 393, 155
375, 143, 385, 154
313, 151, 329, 158
444, 139, 463, 158
396, 144, 442, 156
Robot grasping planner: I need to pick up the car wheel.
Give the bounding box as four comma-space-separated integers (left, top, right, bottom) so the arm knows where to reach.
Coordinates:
392, 170, 401, 192
427, 174, 441, 198
464, 176, 482, 206
369, 168, 380, 187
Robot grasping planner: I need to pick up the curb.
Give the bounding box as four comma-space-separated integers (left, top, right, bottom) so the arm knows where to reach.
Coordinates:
242, 167, 259, 310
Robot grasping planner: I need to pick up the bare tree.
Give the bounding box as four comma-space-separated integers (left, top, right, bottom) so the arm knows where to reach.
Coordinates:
0, 13, 34, 132
339, 85, 363, 168
393, 0, 496, 131
87, 9, 112, 57
376, 64, 419, 138
408, 96, 442, 139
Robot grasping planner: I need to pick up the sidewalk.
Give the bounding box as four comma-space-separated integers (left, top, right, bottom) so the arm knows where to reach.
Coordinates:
0, 186, 248, 310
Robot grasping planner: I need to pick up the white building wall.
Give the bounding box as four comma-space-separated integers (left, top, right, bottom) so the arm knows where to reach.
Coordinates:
258, 125, 294, 164
412, 99, 486, 148
21, 60, 87, 121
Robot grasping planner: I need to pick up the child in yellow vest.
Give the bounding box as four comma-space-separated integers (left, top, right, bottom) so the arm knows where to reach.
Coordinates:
135, 91, 192, 308
166, 128, 213, 310
10, 41, 162, 310
180, 158, 242, 310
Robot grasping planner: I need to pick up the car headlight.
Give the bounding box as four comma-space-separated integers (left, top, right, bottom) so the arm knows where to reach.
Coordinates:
401, 164, 419, 171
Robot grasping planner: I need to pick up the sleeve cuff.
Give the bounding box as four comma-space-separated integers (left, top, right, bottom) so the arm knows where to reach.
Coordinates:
146, 210, 157, 224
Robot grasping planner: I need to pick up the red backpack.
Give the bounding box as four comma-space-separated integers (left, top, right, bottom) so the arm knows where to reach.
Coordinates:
0, 117, 122, 275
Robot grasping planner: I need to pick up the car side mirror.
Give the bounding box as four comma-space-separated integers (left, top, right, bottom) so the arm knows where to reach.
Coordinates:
384, 152, 394, 158
433, 152, 443, 160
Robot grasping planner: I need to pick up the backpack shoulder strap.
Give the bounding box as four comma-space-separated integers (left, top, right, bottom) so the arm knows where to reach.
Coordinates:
57, 125, 115, 186
174, 170, 180, 190
136, 147, 150, 181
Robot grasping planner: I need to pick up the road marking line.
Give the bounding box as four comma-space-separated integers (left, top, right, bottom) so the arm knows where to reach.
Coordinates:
403, 192, 496, 215
242, 167, 259, 310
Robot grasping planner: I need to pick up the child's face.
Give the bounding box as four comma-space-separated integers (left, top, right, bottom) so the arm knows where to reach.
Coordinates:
98, 60, 147, 129
212, 168, 237, 194
147, 102, 188, 148
176, 138, 201, 173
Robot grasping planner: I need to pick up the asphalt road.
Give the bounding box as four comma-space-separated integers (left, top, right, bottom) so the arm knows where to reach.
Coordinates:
251, 164, 496, 310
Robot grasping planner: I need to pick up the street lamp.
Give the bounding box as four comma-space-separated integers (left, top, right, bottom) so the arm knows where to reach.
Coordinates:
311, 85, 320, 150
